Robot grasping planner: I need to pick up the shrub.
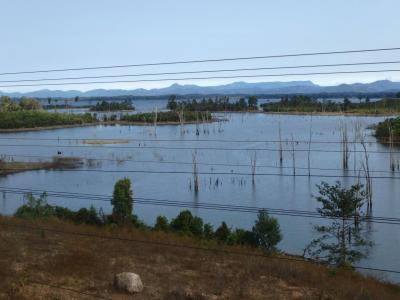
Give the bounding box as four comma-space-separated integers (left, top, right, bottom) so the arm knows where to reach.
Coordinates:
252, 211, 282, 251
214, 221, 231, 243
154, 216, 169, 232
170, 210, 203, 237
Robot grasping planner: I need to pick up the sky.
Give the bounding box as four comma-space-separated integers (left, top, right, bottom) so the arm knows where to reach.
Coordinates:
1, 0, 400, 92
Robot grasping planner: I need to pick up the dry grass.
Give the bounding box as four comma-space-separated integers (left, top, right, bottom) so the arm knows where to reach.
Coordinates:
0, 217, 398, 299
81, 139, 129, 145
0, 157, 82, 176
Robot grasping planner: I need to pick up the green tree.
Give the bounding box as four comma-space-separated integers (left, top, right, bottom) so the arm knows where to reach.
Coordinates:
167, 95, 178, 110
248, 96, 258, 109
214, 221, 231, 242
252, 211, 282, 251
203, 223, 214, 239
154, 215, 169, 231
170, 210, 203, 236
111, 178, 133, 224
304, 181, 373, 266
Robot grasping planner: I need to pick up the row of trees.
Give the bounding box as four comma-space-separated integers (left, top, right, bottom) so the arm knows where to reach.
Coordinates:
89, 100, 135, 112
167, 95, 258, 112
0, 96, 42, 112
15, 178, 372, 266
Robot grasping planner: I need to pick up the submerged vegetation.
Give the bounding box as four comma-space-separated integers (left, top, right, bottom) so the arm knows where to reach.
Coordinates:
120, 110, 212, 123
0, 157, 83, 176
261, 95, 400, 114
167, 95, 259, 111
89, 100, 134, 111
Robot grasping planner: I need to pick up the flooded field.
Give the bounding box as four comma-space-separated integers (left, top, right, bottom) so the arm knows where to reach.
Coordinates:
0, 103, 399, 282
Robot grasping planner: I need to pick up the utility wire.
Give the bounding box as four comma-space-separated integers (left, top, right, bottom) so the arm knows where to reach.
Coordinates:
0, 143, 396, 154
2, 60, 400, 83
1, 186, 400, 224
2, 153, 399, 175
0, 136, 389, 145
2, 69, 400, 88
1, 46, 400, 76
2, 167, 400, 179
0, 220, 399, 274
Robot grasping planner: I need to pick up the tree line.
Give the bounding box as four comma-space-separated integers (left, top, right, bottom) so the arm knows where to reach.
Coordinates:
15, 178, 373, 266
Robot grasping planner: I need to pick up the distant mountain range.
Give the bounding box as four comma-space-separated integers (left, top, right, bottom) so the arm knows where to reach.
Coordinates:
2, 80, 400, 98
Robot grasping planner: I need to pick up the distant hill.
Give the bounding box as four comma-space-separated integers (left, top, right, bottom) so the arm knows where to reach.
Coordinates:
2, 80, 400, 98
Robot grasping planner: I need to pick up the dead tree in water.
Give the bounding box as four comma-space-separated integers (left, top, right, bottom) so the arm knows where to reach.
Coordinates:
307, 116, 313, 177
353, 121, 362, 173
290, 134, 296, 176
179, 109, 185, 136
250, 152, 257, 185
340, 122, 349, 169
389, 125, 396, 172
278, 122, 283, 165
153, 107, 158, 136
192, 151, 199, 193
360, 137, 372, 209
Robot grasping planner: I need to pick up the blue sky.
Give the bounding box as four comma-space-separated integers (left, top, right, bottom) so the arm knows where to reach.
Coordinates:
1, 0, 400, 92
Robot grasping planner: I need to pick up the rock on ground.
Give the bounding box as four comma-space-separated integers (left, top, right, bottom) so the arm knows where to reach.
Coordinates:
114, 272, 144, 293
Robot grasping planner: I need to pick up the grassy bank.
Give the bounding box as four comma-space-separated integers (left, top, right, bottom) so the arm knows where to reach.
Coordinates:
261, 96, 400, 115
0, 157, 82, 176
0, 111, 97, 130
0, 217, 398, 299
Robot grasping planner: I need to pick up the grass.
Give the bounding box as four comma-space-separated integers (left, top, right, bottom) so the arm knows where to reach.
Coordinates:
81, 139, 129, 145
0, 110, 97, 130
0, 217, 398, 299
0, 157, 82, 176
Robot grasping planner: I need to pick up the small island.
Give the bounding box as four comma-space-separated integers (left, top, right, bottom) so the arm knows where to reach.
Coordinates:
120, 111, 212, 124
261, 95, 400, 115
0, 156, 83, 176
89, 100, 135, 112
166, 95, 259, 112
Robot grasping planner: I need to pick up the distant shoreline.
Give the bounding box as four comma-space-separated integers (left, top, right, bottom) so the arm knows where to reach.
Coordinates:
0, 118, 220, 133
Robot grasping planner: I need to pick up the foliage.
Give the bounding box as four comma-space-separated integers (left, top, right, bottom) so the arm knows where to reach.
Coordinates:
168, 96, 259, 112
15, 193, 103, 225
0, 110, 97, 129
304, 181, 373, 266
120, 111, 211, 123
89, 100, 134, 111
252, 211, 282, 251
374, 117, 400, 141
261, 96, 400, 114
170, 210, 204, 237
214, 221, 231, 242
154, 215, 169, 232
0, 96, 42, 112
111, 178, 133, 224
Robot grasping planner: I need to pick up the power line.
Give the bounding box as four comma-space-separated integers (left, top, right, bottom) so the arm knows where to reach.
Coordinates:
2, 167, 400, 179
2, 60, 400, 83
0, 136, 390, 145
2, 153, 399, 175
2, 69, 400, 88
1, 220, 399, 275
1, 186, 400, 224
1, 46, 400, 76
0, 142, 396, 154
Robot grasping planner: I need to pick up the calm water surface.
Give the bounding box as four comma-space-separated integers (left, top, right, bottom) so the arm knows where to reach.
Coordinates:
0, 101, 399, 282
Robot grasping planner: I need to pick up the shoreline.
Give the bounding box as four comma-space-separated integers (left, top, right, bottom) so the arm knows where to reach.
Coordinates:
0, 118, 221, 133
262, 111, 400, 116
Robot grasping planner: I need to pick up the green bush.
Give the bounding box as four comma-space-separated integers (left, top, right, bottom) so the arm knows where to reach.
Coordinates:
154, 215, 169, 232
170, 210, 203, 237
252, 211, 282, 251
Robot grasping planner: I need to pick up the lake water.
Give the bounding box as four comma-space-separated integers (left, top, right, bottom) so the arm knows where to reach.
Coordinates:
0, 100, 399, 282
